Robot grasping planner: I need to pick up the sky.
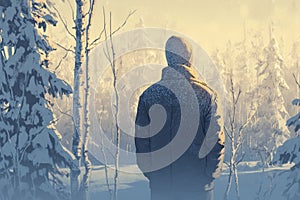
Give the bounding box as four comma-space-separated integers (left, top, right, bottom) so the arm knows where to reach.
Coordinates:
96, 0, 300, 51
52, 0, 300, 53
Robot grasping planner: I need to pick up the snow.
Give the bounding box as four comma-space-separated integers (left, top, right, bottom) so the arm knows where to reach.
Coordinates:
292, 99, 300, 106
28, 147, 53, 166
287, 99, 300, 132
84, 163, 293, 200
274, 136, 300, 165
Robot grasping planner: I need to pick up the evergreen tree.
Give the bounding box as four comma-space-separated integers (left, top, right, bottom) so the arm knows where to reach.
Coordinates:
252, 32, 290, 166
0, 0, 78, 199
273, 78, 300, 200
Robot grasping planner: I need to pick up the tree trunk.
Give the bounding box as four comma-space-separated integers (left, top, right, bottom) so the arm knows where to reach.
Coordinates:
103, 12, 121, 200
113, 128, 121, 200
80, 1, 95, 199
71, 0, 84, 199
224, 166, 233, 200
233, 164, 240, 200
112, 43, 121, 200
225, 135, 235, 200
101, 130, 113, 199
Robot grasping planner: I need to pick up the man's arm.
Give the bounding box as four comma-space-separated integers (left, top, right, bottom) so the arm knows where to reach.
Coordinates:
199, 93, 225, 180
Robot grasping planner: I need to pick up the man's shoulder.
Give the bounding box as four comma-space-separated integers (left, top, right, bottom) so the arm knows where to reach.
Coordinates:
192, 80, 217, 100
139, 83, 170, 103
139, 80, 218, 104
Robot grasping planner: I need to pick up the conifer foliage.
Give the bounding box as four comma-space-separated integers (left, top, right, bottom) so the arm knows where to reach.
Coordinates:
0, 0, 78, 199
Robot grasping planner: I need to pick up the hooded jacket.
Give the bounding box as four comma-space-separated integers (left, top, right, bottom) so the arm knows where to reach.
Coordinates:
135, 36, 225, 196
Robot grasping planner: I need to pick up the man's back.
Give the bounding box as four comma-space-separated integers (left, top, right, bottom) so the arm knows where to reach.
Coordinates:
135, 36, 225, 200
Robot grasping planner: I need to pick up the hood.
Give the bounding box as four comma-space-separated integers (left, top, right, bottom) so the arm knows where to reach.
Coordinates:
161, 65, 206, 87
165, 36, 193, 67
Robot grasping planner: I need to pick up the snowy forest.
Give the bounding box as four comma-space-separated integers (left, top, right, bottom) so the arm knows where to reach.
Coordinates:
0, 0, 300, 200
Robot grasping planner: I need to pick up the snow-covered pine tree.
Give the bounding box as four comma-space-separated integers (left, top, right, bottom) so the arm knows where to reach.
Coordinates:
273, 76, 300, 200
287, 103, 300, 139
0, 0, 78, 199
251, 31, 290, 166
242, 31, 265, 159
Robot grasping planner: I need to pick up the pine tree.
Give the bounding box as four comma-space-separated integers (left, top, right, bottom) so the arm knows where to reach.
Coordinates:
273, 76, 300, 200
252, 31, 290, 166
0, 0, 78, 199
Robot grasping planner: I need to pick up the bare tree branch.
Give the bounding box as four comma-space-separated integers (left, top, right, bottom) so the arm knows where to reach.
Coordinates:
110, 10, 136, 36
236, 153, 246, 166
293, 73, 300, 88
67, 0, 75, 20
89, 9, 136, 49
224, 71, 255, 200
103, 46, 112, 66
102, 7, 113, 66
237, 109, 257, 140
224, 161, 231, 168
229, 74, 237, 134
97, 112, 113, 198
52, 4, 76, 40
54, 46, 72, 72
224, 126, 232, 141
54, 42, 75, 53
55, 104, 73, 119
108, 10, 121, 200
236, 137, 245, 153
235, 89, 242, 106
89, 28, 105, 48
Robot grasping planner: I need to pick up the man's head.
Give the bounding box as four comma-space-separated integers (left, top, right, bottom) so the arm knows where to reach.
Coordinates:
165, 36, 193, 67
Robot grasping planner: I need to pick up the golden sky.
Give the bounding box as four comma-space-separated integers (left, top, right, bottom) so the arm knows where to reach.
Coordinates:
54, 0, 300, 52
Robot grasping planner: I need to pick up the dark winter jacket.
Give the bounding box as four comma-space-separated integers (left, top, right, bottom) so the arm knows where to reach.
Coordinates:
135, 36, 225, 198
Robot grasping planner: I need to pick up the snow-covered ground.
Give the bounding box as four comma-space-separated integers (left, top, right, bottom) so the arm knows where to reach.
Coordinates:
87, 162, 293, 200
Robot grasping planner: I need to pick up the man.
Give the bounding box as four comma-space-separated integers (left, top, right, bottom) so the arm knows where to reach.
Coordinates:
135, 36, 225, 200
